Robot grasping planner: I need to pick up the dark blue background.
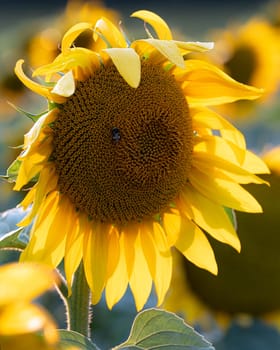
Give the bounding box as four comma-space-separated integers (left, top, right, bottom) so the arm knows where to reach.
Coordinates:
1, 0, 272, 37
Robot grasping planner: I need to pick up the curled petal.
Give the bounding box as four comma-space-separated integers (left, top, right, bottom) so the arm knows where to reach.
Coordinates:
51, 70, 75, 97
94, 17, 127, 48
174, 59, 264, 106
61, 22, 93, 53
136, 38, 185, 68
103, 48, 141, 88
131, 10, 173, 40
175, 40, 214, 55
33, 48, 100, 81
15, 60, 65, 103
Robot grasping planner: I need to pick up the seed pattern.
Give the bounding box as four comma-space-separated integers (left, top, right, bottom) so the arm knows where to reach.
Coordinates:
52, 62, 193, 225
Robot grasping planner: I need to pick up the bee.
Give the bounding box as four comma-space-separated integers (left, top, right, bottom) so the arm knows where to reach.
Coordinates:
112, 127, 121, 143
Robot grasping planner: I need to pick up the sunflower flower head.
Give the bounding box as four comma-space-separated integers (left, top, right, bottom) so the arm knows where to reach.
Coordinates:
13, 10, 269, 311
0, 262, 59, 350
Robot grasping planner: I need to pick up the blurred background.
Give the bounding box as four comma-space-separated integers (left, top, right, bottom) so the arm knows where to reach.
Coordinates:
1, 1, 280, 349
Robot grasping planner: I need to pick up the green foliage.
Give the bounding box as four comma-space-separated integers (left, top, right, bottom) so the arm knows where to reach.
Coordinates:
114, 308, 215, 350
7, 102, 47, 122
58, 330, 100, 350
224, 207, 237, 230
0, 227, 28, 250
0, 159, 22, 183
0, 207, 31, 250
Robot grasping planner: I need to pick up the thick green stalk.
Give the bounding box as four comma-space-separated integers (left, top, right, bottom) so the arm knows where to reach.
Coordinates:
66, 263, 91, 337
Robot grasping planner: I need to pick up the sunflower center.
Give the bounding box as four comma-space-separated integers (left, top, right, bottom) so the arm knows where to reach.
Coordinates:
52, 62, 193, 225
225, 45, 257, 85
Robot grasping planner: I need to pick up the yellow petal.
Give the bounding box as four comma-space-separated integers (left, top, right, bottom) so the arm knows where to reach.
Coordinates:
0, 302, 57, 336
15, 60, 65, 103
64, 215, 83, 290
83, 222, 110, 304
194, 135, 246, 167
61, 22, 93, 53
140, 222, 172, 306
94, 17, 127, 47
14, 157, 44, 191
178, 185, 241, 251
192, 153, 268, 185
162, 210, 182, 246
131, 10, 173, 40
20, 192, 67, 267
175, 216, 218, 274
14, 136, 53, 191
23, 109, 57, 151
243, 149, 270, 174
122, 225, 138, 278
33, 48, 100, 81
136, 39, 185, 68
129, 232, 153, 311
0, 263, 58, 305
173, 59, 263, 106
139, 223, 157, 278
153, 246, 172, 306
262, 146, 280, 175
106, 227, 120, 280
103, 48, 141, 88
152, 221, 170, 253
175, 41, 214, 55
189, 169, 263, 213
195, 135, 269, 176
19, 186, 35, 210
105, 233, 128, 309
192, 107, 246, 149
51, 70, 75, 97
18, 166, 58, 227
152, 231, 172, 305
131, 40, 155, 59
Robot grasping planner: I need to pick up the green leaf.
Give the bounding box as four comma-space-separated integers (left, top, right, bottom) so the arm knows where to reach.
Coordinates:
0, 207, 31, 250
58, 330, 100, 350
0, 159, 22, 183
224, 207, 237, 230
8, 102, 47, 122
114, 308, 215, 350
0, 227, 28, 250
49, 101, 62, 110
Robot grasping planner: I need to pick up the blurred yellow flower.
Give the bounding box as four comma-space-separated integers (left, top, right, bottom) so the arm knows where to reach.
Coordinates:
27, 0, 120, 68
0, 262, 59, 350
164, 146, 280, 328
262, 146, 280, 175
0, 0, 119, 119
13, 10, 269, 311
207, 18, 280, 119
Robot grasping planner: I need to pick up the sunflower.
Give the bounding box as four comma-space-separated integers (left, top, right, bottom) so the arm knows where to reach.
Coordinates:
0, 262, 59, 350
12, 10, 269, 311
206, 18, 280, 119
27, 0, 120, 68
164, 146, 280, 327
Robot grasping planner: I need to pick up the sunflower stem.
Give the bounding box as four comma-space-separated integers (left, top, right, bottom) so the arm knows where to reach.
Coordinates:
66, 263, 92, 337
